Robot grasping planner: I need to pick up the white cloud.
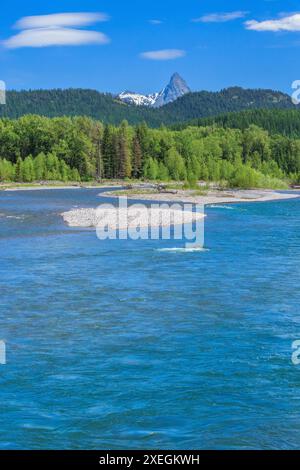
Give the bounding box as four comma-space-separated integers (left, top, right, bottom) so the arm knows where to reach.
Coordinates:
3, 12, 111, 49
193, 11, 247, 23
149, 20, 163, 25
14, 12, 109, 29
245, 13, 300, 32
140, 49, 186, 60
3, 28, 110, 49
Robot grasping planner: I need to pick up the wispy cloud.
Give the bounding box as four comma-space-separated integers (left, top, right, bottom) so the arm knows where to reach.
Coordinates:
193, 11, 248, 23
3, 12, 110, 49
149, 19, 163, 25
140, 49, 186, 60
245, 13, 300, 31
14, 12, 109, 29
4, 28, 110, 49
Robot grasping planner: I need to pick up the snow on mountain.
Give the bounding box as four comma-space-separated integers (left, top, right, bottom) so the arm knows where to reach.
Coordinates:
118, 91, 159, 107
118, 73, 191, 108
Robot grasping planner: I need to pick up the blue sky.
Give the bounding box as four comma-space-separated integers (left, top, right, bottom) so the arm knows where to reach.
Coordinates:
0, 0, 300, 94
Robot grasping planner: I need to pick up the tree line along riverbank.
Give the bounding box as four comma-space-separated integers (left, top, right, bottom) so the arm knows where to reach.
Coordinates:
0, 115, 299, 189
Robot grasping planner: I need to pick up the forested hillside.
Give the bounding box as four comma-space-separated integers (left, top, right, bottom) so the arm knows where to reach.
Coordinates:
0, 115, 299, 188
0, 90, 155, 125
178, 109, 300, 137
0, 87, 297, 126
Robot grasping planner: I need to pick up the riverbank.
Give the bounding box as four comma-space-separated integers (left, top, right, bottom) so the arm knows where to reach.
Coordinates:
101, 188, 300, 205
2, 182, 299, 204
0, 181, 124, 191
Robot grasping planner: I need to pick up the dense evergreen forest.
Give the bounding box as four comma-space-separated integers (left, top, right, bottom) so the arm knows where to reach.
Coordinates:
0, 114, 299, 188
178, 109, 300, 137
0, 87, 297, 126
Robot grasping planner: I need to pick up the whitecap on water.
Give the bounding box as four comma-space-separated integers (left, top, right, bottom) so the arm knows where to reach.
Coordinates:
157, 247, 210, 253
210, 205, 234, 210
6, 215, 25, 220
0, 213, 24, 219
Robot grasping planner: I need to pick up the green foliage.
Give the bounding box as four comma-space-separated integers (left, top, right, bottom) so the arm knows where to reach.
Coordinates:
143, 158, 159, 180
0, 158, 15, 181
0, 152, 80, 183
0, 114, 298, 188
164, 148, 187, 181
228, 164, 288, 189
157, 162, 169, 181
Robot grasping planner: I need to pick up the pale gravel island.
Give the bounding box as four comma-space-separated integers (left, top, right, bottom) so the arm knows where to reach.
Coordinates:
62, 206, 205, 229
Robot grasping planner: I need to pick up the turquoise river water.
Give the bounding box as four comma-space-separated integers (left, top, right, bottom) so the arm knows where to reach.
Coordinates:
0, 188, 299, 450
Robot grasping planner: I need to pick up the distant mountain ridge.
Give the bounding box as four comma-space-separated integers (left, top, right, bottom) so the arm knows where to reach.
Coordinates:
0, 85, 298, 126
118, 73, 191, 108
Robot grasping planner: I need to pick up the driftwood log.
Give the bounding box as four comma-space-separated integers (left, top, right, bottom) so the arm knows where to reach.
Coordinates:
125, 183, 178, 194
156, 184, 178, 194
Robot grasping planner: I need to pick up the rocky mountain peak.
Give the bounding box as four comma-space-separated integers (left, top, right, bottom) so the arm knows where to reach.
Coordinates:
118, 73, 191, 108
153, 73, 191, 108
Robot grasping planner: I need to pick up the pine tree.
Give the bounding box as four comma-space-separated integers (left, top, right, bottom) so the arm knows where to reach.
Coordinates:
118, 134, 131, 179
96, 139, 103, 181
110, 133, 119, 179
132, 135, 143, 178
101, 125, 114, 179
90, 121, 103, 180
136, 122, 150, 157
118, 121, 132, 179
